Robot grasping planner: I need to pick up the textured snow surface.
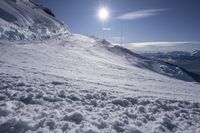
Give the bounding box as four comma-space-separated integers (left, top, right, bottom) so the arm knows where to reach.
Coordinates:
0, 38, 200, 133
0, 0, 69, 41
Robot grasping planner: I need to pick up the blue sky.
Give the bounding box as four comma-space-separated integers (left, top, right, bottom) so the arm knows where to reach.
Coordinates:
34, 0, 200, 52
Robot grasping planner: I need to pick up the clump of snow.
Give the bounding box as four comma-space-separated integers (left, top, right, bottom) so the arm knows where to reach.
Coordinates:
137, 105, 146, 113
67, 94, 81, 101
64, 112, 84, 124
43, 118, 56, 130
112, 99, 130, 107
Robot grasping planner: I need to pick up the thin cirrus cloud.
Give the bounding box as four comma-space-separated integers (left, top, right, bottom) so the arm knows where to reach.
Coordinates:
123, 41, 200, 52
125, 41, 200, 47
117, 9, 169, 20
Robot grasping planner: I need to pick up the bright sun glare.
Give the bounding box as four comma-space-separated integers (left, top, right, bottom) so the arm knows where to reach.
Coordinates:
98, 7, 109, 21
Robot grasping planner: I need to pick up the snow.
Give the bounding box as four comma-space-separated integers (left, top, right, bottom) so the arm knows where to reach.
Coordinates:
192, 50, 200, 57
0, 0, 200, 132
0, 0, 69, 41
0, 38, 200, 133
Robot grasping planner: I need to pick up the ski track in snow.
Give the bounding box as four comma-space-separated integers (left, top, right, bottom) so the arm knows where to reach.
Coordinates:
0, 39, 200, 133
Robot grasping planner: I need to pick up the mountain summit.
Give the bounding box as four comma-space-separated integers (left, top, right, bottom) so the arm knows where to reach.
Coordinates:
0, 0, 68, 41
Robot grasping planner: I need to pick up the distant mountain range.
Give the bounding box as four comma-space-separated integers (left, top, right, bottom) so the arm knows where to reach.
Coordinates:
140, 50, 200, 77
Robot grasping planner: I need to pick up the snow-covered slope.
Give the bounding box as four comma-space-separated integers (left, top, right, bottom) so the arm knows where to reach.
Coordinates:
0, 0, 68, 41
0, 1, 200, 133
105, 46, 195, 82
1, 38, 200, 133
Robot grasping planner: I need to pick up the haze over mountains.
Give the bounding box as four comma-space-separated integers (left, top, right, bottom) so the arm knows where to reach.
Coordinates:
0, 0, 200, 133
124, 41, 200, 53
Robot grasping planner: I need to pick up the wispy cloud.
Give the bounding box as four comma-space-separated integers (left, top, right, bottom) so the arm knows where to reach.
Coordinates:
126, 41, 200, 47
123, 41, 200, 52
117, 9, 169, 20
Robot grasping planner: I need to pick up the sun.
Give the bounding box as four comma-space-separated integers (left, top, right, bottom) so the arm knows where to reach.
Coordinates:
98, 7, 109, 21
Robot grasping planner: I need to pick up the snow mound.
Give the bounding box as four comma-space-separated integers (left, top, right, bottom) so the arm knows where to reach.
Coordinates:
0, 0, 69, 41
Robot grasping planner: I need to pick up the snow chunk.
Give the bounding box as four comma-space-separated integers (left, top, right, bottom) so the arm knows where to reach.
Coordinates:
113, 120, 125, 132
112, 99, 130, 107
43, 118, 56, 130
137, 105, 146, 113
67, 94, 81, 101
64, 112, 84, 124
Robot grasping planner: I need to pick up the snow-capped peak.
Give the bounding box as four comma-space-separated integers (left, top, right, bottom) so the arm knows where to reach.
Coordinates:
0, 0, 69, 41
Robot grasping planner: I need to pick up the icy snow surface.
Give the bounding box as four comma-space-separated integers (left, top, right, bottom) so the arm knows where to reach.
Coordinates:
0, 36, 200, 133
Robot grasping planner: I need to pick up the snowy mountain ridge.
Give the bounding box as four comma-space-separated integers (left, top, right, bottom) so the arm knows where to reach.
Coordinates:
140, 51, 200, 80
0, 0, 69, 41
